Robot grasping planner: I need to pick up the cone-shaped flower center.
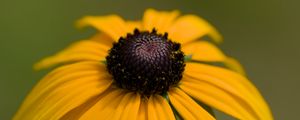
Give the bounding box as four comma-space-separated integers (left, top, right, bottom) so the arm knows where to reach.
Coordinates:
106, 29, 185, 95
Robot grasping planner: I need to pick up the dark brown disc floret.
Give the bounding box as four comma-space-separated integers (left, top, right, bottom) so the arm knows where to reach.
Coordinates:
106, 29, 185, 95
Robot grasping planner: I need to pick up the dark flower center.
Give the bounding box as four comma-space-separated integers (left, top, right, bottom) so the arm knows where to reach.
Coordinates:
106, 29, 185, 95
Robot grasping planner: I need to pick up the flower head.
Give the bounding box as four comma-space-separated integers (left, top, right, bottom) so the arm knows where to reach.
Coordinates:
14, 9, 273, 120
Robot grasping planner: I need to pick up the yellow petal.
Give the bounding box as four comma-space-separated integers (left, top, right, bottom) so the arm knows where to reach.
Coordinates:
60, 93, 106, 119
113, 93, 140, 120
79, 90, 140, 120
224, 57, 246, 75
126, 21, 142, 34
77, 15, 128, 40
182, 41, 226, 62
143, 8, 180, 33
13, 62, 112, 120
180, 79, 250, 119
168, 88, 215, 120
147, 95, 175, 120
137, 98, 148, 120
34, 40, 109, 70
167, 15, 222, 44
16, 62, 105, 117
86, 21, 140, 49
79, 89, 125, 120
89, 33, 114, 48
181, 62, 273, 120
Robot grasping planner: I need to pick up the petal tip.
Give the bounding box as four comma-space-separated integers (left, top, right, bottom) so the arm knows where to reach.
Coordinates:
33, 58, 51, 70
76, 16, 92, 29
209, 28, 223, 44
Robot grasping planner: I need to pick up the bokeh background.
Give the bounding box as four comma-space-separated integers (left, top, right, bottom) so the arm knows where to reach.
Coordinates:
1, 0, 299, 119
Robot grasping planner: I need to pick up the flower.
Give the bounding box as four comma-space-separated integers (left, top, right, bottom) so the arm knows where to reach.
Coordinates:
14, 9, 273, 120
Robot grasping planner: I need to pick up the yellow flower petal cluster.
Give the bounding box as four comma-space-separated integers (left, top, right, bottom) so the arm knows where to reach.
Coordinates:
14, 9, 273, 120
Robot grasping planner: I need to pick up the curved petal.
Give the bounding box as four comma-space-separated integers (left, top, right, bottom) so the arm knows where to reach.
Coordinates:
137, 99, 148, 120
77, 15, 128, 41
224, 57, 246, 75
13, 62, 112, 120
60, 93, 106, 119
79, 90, 140, 120
79, 89, 125, 120
168, 88, 215, 120
182, 41, 226, 62
166, 15, 222, 44
180, 63, 273, 120
147, 95, 175, 120
143, 8, 180, 34
118, 93, 141, 120
126, 21, 142, 34
89, 33, 114, 48
181, 76, 253, 119
82, 20, 141, 48
34, 40, 109, 70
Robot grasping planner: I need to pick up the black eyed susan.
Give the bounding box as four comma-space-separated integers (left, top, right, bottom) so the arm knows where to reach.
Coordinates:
14, 9, 273, 120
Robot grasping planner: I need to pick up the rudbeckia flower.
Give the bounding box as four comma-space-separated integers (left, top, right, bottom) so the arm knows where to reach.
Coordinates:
14, 9, 273, 120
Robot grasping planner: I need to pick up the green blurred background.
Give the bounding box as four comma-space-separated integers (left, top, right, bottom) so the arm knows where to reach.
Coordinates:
1, 0, 299, 119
